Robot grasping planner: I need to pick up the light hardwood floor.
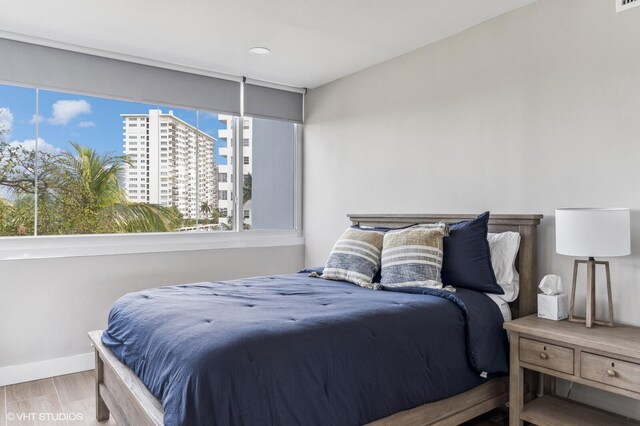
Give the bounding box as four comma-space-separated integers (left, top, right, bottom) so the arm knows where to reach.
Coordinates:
0, 371, 506, 425
1, 371, 116, 426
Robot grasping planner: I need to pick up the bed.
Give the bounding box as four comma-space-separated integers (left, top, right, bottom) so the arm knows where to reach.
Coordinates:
88, 213, 542, 425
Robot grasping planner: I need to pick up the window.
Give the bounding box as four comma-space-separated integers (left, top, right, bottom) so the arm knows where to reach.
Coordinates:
0, 83, 236, 236
0, 70, 301, 246
243, 117, 296, 230
0, 39, 309, 251
0, 85, 36, 236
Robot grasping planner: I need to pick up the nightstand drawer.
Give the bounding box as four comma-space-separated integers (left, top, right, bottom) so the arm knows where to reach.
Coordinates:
519, 338, 574, 374
581, 352, 640, 393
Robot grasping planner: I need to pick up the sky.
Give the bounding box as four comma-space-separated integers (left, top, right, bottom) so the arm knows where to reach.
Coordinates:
0, 83, 228, 165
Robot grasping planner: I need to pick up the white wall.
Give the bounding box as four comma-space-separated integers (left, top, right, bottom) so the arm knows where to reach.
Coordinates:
0, 244, 304, 382
304, 0, 640, 419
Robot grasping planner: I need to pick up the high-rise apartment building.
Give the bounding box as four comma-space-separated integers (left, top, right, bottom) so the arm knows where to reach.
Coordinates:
122, 109, 218, 220
217, 115, 252, 227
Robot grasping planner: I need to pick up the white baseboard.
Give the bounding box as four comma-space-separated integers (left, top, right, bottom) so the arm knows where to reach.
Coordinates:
0, 352, 94, 386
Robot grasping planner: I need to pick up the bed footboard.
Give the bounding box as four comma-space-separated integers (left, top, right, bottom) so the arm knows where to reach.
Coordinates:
88, 330, 164, 426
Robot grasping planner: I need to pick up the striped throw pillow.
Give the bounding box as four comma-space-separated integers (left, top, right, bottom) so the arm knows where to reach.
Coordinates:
380, 223, 449, 288
322, 227, 385, 289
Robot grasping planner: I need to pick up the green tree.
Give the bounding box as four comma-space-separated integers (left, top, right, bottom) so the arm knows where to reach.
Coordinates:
56, 142, 182, 234
219, 216, 233, 231
243, 173, 252, 202
0, 141, 60, 196
200, 201, 212, 218
0, 195, 39, 236
8, 196, 36, 235
0, 198, 8, 235
219, 214, 250, 231
0, 126, 185, 235
208, 207, 221, 224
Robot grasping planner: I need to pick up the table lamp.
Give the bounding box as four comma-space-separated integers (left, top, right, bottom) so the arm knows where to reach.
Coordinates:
555, 208, 630, 328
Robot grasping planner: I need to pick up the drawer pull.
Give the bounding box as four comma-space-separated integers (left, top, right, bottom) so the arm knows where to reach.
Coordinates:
540, 352, 549, 360
607, 369, 617, 377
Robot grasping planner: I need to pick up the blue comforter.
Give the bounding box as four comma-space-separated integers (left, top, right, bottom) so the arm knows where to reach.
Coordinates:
102, 273, 508, 426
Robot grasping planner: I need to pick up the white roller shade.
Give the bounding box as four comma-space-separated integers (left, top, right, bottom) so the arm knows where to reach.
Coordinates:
0, 38, 241, 115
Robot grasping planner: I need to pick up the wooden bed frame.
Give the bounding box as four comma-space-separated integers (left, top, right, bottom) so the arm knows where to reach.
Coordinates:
89, 213, 542, 426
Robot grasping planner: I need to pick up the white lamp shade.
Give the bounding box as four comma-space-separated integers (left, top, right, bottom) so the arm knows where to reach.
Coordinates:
556, 208, 630, 257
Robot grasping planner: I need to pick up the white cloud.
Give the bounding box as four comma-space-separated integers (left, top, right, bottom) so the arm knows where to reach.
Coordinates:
29, 114, 46, 125
0, 107, 14, 133
48, 100, 91, 125
10, 138, 60, 154
77, 120, 96, 128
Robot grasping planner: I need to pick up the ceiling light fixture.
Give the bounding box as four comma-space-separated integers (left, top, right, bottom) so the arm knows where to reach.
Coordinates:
249, 47, 271, 56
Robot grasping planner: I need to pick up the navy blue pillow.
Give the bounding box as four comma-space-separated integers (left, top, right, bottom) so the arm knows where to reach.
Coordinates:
441, 212, 503, 294
299, 266, 325, 275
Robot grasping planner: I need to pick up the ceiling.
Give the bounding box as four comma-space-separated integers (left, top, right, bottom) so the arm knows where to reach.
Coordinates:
0, 0, 537, 89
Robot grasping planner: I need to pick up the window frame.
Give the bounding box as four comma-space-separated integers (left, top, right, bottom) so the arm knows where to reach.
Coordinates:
0, 81, 303, 260
0, 229, 303, 260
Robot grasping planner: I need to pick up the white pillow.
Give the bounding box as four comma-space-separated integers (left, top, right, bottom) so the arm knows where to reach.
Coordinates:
487, 232, 521, 302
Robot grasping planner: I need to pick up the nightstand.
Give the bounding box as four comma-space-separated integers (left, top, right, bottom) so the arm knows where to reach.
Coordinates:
504, 315, 640, 426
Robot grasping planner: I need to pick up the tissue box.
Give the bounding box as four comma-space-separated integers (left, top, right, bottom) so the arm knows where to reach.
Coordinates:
538, 294, 569, 321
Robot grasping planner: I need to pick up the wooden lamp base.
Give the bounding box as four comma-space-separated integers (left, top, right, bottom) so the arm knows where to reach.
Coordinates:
568, 257, 614, 328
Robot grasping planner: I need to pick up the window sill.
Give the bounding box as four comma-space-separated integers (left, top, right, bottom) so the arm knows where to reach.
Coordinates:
0, 230, 304, 261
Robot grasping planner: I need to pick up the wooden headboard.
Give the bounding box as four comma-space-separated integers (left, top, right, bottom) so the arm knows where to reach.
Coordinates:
347, 213, 543, 319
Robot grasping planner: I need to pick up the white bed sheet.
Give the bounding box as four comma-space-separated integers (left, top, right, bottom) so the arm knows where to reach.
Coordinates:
485, 293, 512, 322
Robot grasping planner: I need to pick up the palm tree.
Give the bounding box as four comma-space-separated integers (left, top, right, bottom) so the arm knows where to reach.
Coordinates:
200, 201, 212, 218
58, 142, 180, 233
243, 173, 252, 202
219, 217, 233, 231
210, 207, 221, 224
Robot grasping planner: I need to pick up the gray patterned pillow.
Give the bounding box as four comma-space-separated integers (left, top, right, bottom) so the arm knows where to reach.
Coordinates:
380, 223, 449, 288
322, 227, 385, 289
